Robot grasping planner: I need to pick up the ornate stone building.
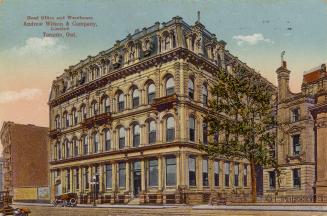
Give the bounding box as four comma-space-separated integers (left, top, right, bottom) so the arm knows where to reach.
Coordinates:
263, 61, 327, 199
48, 16, 269, 204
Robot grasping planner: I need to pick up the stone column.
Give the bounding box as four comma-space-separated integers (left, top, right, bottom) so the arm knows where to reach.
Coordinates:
140, 124, 146, 147
158, 156, 163, 190
125, 161, 130, 193
197, 156, 203, 190
112, 130, 117, 150
70, 168, 73, 192
126, 128, 130, 148
180, 151, 187, 186
316, 111, 327, 196
99, 164, 104, 193
176, 153, 181, 187
141, 159, 146, 191
78, 167, 82, 193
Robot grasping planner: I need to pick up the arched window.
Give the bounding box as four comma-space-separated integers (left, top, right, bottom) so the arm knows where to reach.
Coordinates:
166, 116, 175, 142
58, 143, 61, 160
63, 112, 69, 128
72, 138, 78, 157
147, 83, 155, 104
148, 120, 156, 144
166, 77, 175, 96
55, 115, 60, 129
203, 122, 208, 145
102, 96, 110, 113
132, 88, 139, 108
133, 124, 140, 147
104, 129, 111, 151
72, 108, 78, 125
81, 104, 87, 120
164, 35, 170, 50
202, 85, 208, 106
119, 127, 125, 149
91, 101, 98, 116
117, 92, 125, 112
64, 140, 70, 158
83, 135, 88, 155
188, 79, 194, 99
93, 133, 99, 153
189, 116, 195, 142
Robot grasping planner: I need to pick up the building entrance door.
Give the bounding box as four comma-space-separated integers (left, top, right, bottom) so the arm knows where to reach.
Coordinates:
133, 161, 141, 197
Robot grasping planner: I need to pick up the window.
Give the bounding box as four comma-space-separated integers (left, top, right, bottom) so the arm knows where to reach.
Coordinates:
214, 161, 219, 186
55, 115, 60, 129
73, 139, 78, 157
243, 164, 248, 187
291, 108, 300, 122
102, 96, 110, 113
188, 79, 194, 99
133, 124, 140, 147
91, 101, 98, 116
166, 156, 176, 186
269, 171, 276, 189
188, 156, 196, 186
165, 77, 174, 96
147, 83, 155, 104
72, 109, 78, 125
74, 168, 79, 190
189, 116, 195, 142
118, 92, 125, 112
149, 159, 158, 187
132, 88, 139, 108
293, 169, 301, 188
105, 164, 112, 188
164, 36, 170, 50
148, 120, 156, 144
66, 169, 70, 192
63, 112, 69, 128
224, 162, 230, 187
119, 127, 125, 149
119, 162, 126, 188
93, 133, 99, 153
202, 158, 209, 186
81, 105, 87, 120
104, 129, 111, 151
83, 135, 88, 155
166, 116, 175, 142
203, 122, 208, 145
292, 134, 300, 155
234, 163, 239, 187
53, 144, 57, 160
202, 85, 208, 106
65, 140, 70, 158
84, 167, 89, 189
58, 143, 62, 160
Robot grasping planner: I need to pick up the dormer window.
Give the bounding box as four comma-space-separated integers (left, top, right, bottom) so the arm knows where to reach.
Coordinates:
291, 108, 300, 122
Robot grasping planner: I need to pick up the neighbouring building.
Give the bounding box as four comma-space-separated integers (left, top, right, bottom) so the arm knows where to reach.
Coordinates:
48, 16, 273, 204
0, 122, 49, 202
0, 157, 3, 191
264, 61, 327, 200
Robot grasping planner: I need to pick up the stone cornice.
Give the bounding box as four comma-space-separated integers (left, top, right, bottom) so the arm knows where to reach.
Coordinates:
49, 141, 198, 166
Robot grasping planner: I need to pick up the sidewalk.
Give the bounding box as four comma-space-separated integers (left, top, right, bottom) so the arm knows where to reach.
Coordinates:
13, 202, 327, 212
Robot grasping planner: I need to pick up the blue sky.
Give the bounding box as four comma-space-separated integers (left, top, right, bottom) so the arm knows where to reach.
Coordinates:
0, 0, 326, 128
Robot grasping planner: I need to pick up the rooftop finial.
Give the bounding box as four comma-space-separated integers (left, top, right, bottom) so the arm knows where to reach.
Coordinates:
281, 50, 286, 66
197, 11, 200, 23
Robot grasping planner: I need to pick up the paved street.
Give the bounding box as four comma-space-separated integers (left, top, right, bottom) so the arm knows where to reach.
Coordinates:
12, 203, 327, 216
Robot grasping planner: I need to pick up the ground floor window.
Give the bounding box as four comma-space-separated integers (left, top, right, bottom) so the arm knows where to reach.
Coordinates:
293, 168, 301, 189
189, 156, 196, 186
149, 159, 158, 187
224, 162, 230, 187
166, 156, 176, 186
119, 162, 126, 188
214, 161, 219, 186
269, 171, 276, 189
202, 158, 209, 186
105, 164, 112, 189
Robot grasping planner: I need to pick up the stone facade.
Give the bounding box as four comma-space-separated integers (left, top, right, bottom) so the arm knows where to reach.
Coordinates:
264, 61, 327, 198
47, 17, 273, 204
0, 122, 49, 202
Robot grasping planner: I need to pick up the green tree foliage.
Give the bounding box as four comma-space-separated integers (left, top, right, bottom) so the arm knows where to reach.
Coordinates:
201, 66, 276, 202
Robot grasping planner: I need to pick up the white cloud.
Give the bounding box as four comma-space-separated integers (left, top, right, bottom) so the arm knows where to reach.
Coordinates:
11, 37, 66, 56
233, 33, 274, 46
0, 88, 42, 104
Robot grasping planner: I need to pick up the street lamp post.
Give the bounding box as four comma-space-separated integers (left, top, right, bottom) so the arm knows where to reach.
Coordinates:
90, 175, 98, 207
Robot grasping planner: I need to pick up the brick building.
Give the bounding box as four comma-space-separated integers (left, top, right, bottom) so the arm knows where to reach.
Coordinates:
0, 122, 49, 202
